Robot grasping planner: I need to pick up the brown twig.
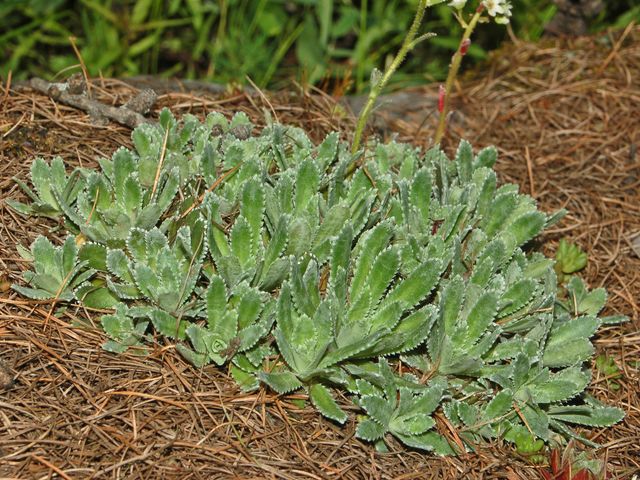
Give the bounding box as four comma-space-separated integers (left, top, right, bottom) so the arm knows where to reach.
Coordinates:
26, 77, 154, 128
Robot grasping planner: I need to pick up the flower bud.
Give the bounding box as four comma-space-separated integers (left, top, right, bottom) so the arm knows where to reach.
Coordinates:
438, 85, 446, 113
460, 39, 471, 56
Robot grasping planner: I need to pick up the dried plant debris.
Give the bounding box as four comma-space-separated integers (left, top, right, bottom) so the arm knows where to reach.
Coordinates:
26, 76, 157, 128
0, 27, 638, 479
0, 360, 13, 391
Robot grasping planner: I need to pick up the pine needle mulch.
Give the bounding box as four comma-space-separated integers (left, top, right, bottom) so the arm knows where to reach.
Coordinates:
1, 25, 638, 479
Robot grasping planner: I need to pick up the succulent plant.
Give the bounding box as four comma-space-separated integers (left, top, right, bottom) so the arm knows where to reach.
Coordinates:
555, 239, 588, 282
12, 235, 95, 301
7, 157, 86, 220
12, 110, 625, 455
351, 359, 454, 454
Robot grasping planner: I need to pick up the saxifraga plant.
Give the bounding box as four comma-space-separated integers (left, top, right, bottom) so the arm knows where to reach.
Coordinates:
10, 109, 625, 455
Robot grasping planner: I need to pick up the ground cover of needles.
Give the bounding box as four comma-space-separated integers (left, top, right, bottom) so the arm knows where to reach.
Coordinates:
1, 27, 638, 479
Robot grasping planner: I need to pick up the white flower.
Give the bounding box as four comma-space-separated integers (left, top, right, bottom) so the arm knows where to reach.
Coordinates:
448, 0, 467, 9
501, 1, 513, 18
482, 0, 505, 17
493, 0, 512, 24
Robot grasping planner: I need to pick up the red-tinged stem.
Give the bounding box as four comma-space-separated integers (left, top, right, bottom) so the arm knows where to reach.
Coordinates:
433, 6, 483, 145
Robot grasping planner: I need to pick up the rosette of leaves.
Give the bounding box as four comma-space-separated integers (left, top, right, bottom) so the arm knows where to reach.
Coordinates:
259, 140, 376, 272
103, 219, 206, 340
132, 109, 235, 185
177, 276, 275, 367
206, 176, 291, 290
12, 235, 95, 301
349, 359, 454, 454
206, 140, 359, 292
256, 218, 445, 423
441, 349, 623, 451
99, 303, 150, 354
7, 156, 86, 219
380, 143, 624, 451
55, 146, 180, 248
554, 239, 588, 283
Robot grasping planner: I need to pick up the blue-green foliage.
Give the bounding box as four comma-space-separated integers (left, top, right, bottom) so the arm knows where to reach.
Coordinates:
11, 109, 625, 454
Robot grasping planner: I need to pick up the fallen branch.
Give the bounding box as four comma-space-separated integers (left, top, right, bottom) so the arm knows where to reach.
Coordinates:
27, 75, 157, 128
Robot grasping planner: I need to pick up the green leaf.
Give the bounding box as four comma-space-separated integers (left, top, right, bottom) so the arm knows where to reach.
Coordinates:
101, 305, 134, 342
309, 383, 347, 424
356, 418, 387, 441
505, 425, 544, 454
390, 413, 435, 436
548, 404, 624, 427
395, 431, 456, 455
360, 395, 393, 426
294, 158, 320, 215
350, 221, 395, 301
383, 260, 441, 310
504, 211, 546, 248
236, 287, 263, 330
150, 310, 186, 340
330, 224, 353, 284
176, 344, 209, 368
240, 177, 265, 241
455, 140, 473, 182
286, 217, 312, 257
543, 316, 599, 367
440, 275, 465, 335
262, 216, 288, 270
237, 323, 267, 352
185, 324, 208, 354
258, 370, 303, 394
206, 275, 228, 332
409, 168, 432, 228
61, 236, 78, 275
529, 366, 590, 403
365, 247, 400, 306
511, 353, 531, 389
459, 292, 499, 346
79, 243, 108, 271
555, 239, 588, 275
543, 339, 595, 368
30, 157, 59, 207
127, 228, 148, 262
600, 315, 628, 325
482, 390, 513, 422
363, 306, 435, 357
520, 404, 549, 441
313, 202, 352, 259
546, 316, 600, 346
474, 146, 497, 169
230, 216, 254, 268
121, 174, 142, 212
230, 364, 259, 391
102, 340, 129, 354
31, 235, 57, 277
132, 264, 159, 300
260, 257, 291, 290
155, 168, 180, 213
578, 289, 607, 316
499, 279, 537, 316
316, 132, 339, 169
75, 283, 119, 309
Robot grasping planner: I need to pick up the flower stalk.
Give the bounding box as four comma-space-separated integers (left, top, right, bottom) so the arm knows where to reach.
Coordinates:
351, 0, 431, 154
433, 5, 484, 145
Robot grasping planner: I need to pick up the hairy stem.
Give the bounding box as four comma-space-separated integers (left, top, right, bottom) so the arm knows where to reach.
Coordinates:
433, 7, 483, 145
351, 0, 430, 154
